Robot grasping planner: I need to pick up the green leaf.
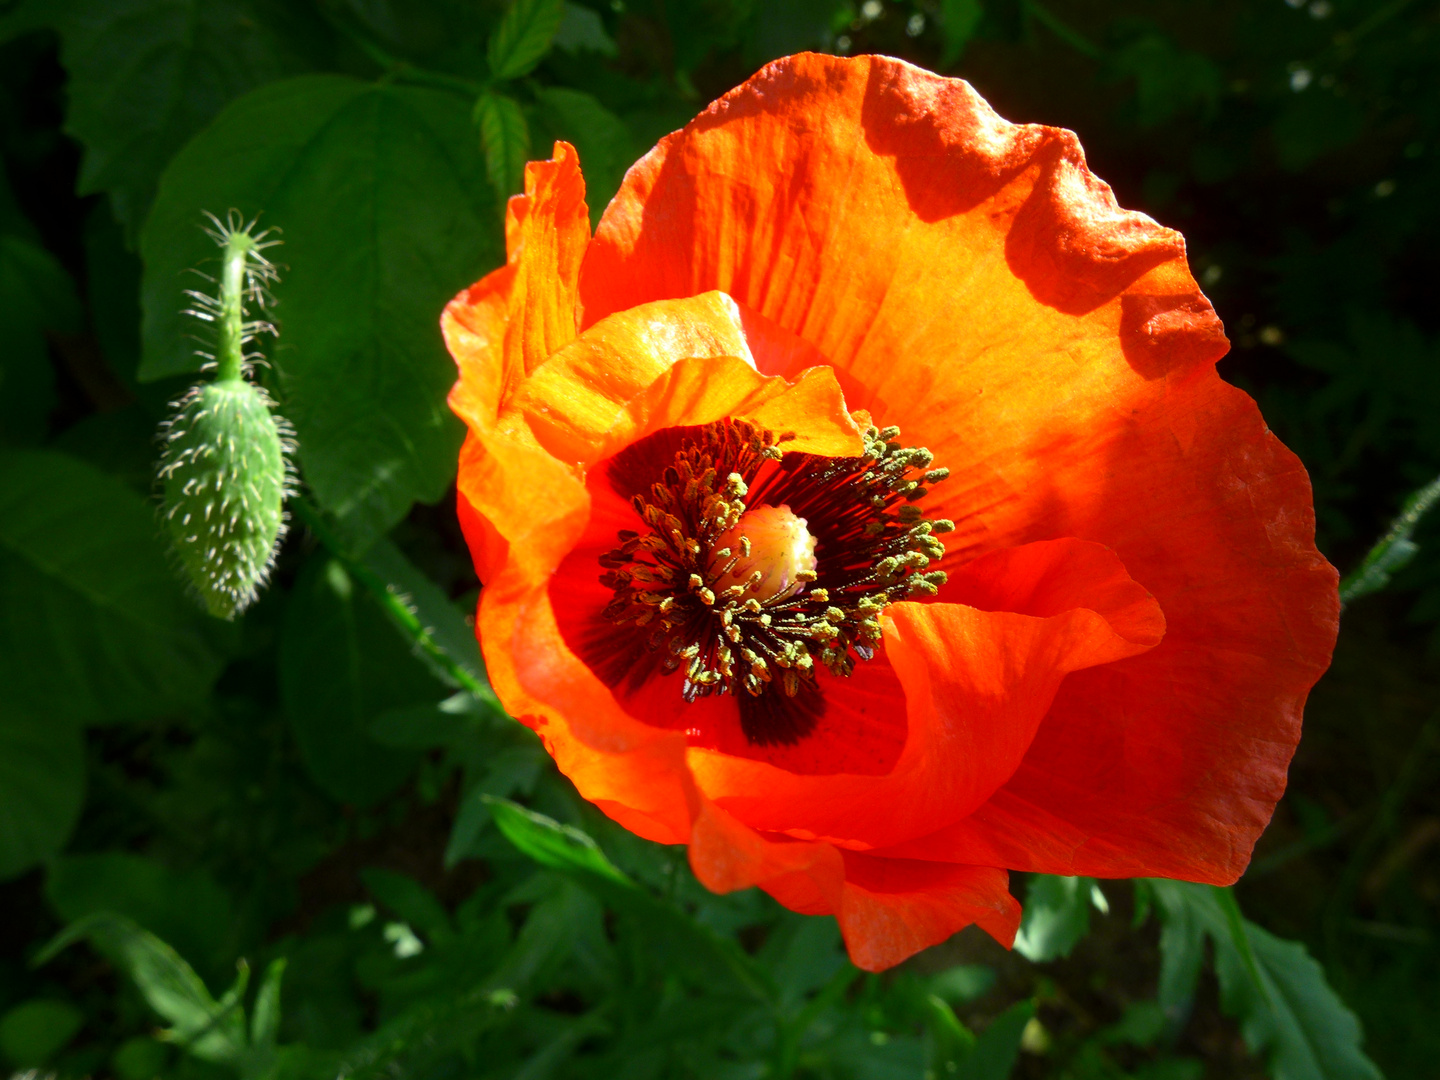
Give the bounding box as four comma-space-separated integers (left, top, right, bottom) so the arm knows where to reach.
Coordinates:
1339, 473, 1440, 605
280, 552, 435, 805
249, 959, 285, 1050
1148, 881, 1384, 1080
475, 90, 531, 202
360, 868, 455, 944
0, 704, 83, 881
0, 233, 80, 446
488, 798, 778, 1003
362, 538, 487, 687
37, 912, 247, 1065
956, 999, 1035, 1080
487, 798, 631, 886
56, 0, 321, 235
486, 0, 565, 82
0, 450, 225, 722
45, 853, 237, 988
0, 998, 85, 1066
141, 75, 499, 542
552, 2, 616, 56
1013, 875, 1105, 961
939, 0, 983, 66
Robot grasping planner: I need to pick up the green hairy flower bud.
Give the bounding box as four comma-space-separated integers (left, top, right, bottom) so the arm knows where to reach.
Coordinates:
157, 212, 295, 619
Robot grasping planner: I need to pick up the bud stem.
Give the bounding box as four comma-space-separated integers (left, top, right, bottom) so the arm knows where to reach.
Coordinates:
215, 229, 256, 383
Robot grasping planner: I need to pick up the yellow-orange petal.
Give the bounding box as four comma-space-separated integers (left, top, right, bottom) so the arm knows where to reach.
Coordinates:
445, 140, 589, 429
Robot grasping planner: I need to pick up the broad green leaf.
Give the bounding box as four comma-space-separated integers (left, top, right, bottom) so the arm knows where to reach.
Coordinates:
141, 76, 499, 541
0, 998, 84, 1066
1013, 875, 1105, 961
37, 912, 247, 1065
475, 90, 531, 201
57, 0, 324, 234
486, 0, 565, 82
0, 450, 224, 722
0, 705, 83, 881
46, 853, 236, 987
280, 552, 435, 805
1148, 881, 1383, 1080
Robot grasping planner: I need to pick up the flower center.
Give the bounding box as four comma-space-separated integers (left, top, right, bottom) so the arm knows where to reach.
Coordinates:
597, 418, 952, 745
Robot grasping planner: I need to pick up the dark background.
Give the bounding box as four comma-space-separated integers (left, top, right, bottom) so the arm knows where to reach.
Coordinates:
0, 1, 1436, 1078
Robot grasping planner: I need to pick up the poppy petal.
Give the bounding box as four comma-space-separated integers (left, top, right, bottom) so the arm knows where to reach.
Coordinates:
571, 51, 1336, 886
445, 140, 588, 428
688, 539, 1162, 849
688, 800, 1020, 971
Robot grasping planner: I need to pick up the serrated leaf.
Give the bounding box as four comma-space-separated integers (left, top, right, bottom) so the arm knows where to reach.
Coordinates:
279, 552, 436, 806
0, 704, 83, 881
56, 0, 318, 235
1148, 881, 1384, 1080
141, 75, 499, 542
0, 450, 225, 722
475, 90, 531, 201
486, 0, 565, 81
37, 912, 247, 1065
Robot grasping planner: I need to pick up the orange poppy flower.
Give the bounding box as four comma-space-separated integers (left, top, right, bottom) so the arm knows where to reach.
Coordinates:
444, 53, 1338, 971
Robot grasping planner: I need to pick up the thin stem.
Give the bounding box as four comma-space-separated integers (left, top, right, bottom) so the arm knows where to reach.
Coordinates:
215, 232, 253, 383
291, 498, 498, 706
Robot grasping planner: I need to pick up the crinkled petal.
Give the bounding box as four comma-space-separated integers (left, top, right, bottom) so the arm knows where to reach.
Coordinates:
446, 141, 589, 428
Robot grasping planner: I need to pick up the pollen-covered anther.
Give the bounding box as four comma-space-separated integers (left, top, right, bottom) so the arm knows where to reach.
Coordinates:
597, 417, 953, 727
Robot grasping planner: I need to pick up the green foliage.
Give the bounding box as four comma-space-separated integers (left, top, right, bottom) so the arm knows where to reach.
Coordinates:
0, 998, 85, 1066
1013, 875, 1109, 962
0, 449, 225, 722
1145, 882, 1383, 1080
140, 75, 498, 542
0, 704, 83, 880
486, 0, 566, 82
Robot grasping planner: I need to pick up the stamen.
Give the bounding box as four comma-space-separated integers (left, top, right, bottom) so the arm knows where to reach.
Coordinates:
597, 417, 951, 744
